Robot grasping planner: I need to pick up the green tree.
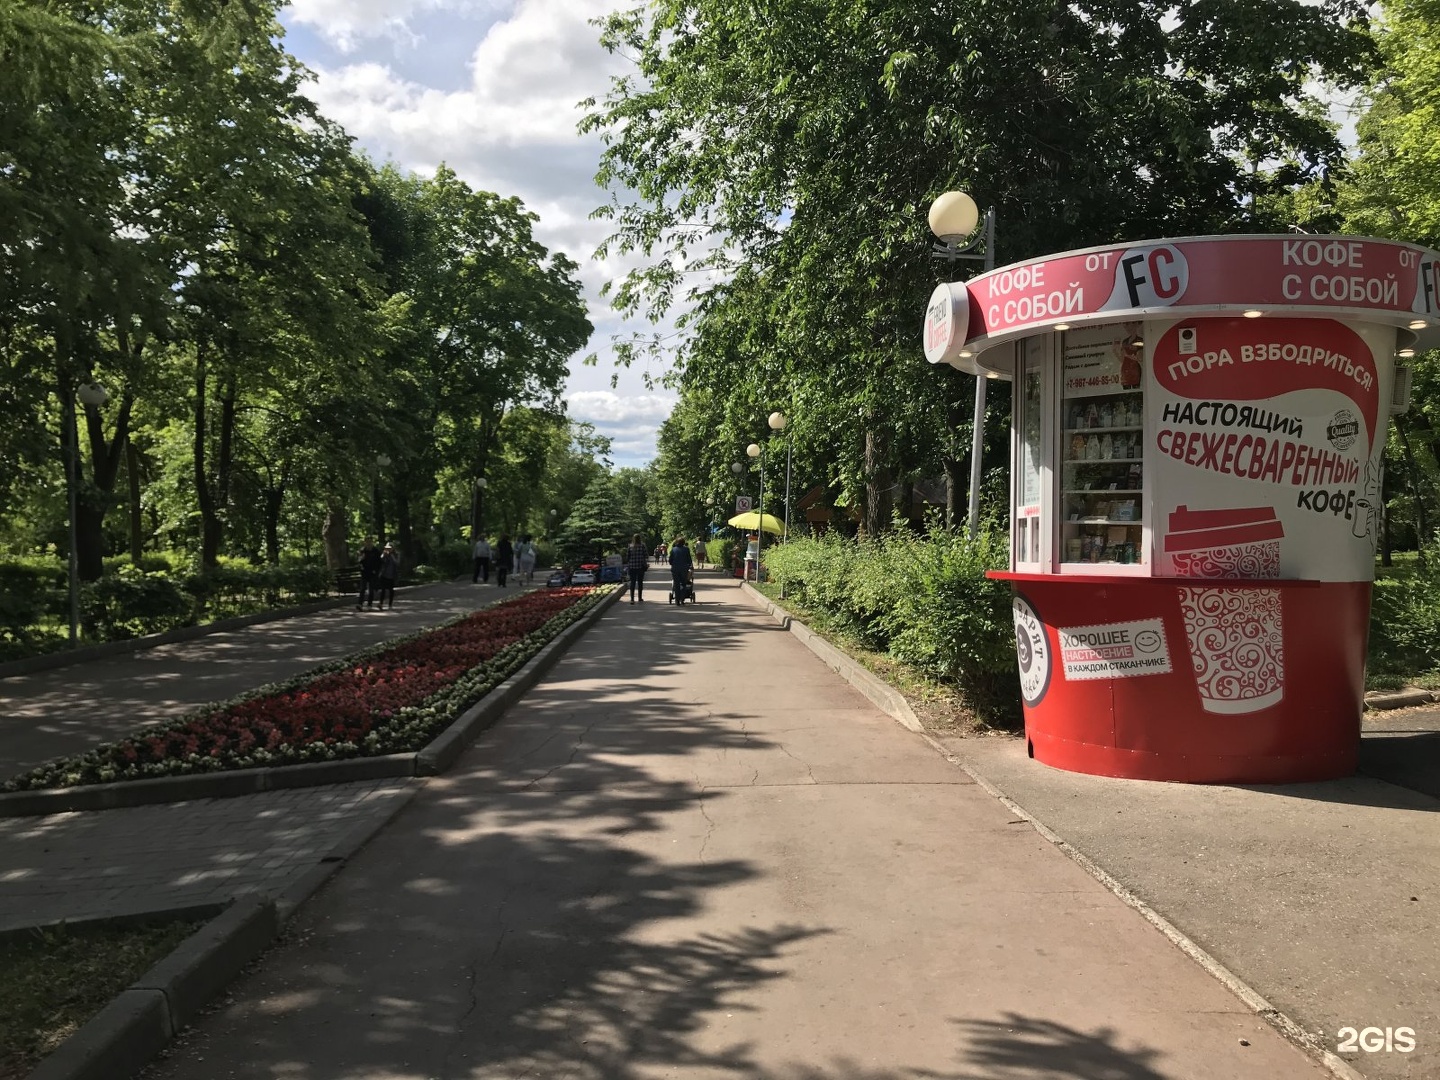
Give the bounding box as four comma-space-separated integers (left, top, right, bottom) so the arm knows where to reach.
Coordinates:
585, 0, 1377, 527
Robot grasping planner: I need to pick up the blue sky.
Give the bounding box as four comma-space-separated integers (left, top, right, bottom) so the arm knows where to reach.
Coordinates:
278, 0, 676, 468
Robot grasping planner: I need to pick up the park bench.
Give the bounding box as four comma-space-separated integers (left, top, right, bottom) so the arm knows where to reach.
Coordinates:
333, 565, 363, 596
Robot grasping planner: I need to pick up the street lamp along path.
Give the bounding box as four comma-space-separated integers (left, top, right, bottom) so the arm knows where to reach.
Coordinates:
928, 189, 996, 536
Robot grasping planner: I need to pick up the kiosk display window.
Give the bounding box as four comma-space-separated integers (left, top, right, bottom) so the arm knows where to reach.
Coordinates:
1014, 337, 1045, 568
1059, 324, 1146, 566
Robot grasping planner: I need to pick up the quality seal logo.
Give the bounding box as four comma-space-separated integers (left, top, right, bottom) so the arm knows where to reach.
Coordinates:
1013, 594, 1052, 707
1327, 408, 1360, 452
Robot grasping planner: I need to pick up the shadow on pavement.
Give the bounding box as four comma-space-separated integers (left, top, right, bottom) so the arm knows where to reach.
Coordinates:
1359, 730, 1440, 801
944, 1014, 1165, 1080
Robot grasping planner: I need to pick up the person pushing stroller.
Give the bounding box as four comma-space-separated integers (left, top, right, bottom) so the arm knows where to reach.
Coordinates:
668, 535, 695, 604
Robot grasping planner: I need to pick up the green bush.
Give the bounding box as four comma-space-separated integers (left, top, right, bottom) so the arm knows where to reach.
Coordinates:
764, 522, 1019, 721
1368, 545, 1440, 677
0, 560, 67, 647
81, 567, 193, 640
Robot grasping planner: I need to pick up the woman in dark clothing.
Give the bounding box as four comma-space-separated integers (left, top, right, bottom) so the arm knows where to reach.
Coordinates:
495, 534, 514, 587
668, 536, 693, 597
624, 533, 649, 603
377, 543, 400, 609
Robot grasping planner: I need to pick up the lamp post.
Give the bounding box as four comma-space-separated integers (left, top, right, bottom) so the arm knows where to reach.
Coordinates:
929, 190, 996, 536
768, 411, 791, 542
67, 381, 109, 647
547, 507, 557, 538
747, 441, 764, 581
731, 461, 745, 576
373, 454, 391, 542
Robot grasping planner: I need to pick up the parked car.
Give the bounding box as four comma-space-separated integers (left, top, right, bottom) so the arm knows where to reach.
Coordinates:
571, 567, 597, 585
545, 570, 570, 588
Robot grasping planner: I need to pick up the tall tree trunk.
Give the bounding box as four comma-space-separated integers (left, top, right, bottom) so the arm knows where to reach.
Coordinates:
74, 389, 134, 582
264, 490, 283, 565
126, 437, 143, 565
862, 425, 892, 536
321, 502, 349, 570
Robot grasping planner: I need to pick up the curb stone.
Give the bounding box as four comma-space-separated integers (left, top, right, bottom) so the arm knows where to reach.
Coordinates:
0, 586, 620, 818
1364, 687, 1437, 710
22, 899, 279, 1080
22, 783, 423, 1080
19, 588, 619, 1079
738, 585, 1368, 1080
416, 584, 623, 774
739, 582, 923, 733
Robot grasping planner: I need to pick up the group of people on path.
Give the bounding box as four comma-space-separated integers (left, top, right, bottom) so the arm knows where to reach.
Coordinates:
355, 537, 400, 610
626, 533, 698, 603
471, 534, 537, 587
651, 538, 707, 568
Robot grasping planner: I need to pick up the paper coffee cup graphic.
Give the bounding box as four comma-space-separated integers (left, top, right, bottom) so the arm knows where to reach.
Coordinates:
1164, 506, 1285, 714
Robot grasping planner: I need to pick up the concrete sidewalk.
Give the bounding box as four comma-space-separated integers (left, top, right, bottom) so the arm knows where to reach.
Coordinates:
0, 578, 536, 774
140, 576, 1326, 1080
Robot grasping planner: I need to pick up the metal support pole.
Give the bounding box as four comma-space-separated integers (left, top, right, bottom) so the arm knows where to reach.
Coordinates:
783, 438, 792, 543
755, 453, 765, 582
65, 387, 80, 647
966, 208, 997, 537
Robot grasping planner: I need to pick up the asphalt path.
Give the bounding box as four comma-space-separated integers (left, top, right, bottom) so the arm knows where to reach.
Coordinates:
141, 576, 1323, 1080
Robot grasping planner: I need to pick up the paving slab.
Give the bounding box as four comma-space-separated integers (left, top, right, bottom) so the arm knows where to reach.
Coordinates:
142, 577, 1325, 1080
0, 780, 413, 931
941, 735, 1440, 1080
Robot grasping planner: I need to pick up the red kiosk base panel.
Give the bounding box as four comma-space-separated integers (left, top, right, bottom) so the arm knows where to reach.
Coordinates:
998, 574, 1370, 785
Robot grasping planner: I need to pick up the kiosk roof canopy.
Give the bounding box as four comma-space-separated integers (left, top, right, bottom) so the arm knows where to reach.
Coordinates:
923, 233, 1440, 378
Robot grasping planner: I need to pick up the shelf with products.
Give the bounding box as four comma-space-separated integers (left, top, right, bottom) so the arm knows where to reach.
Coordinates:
1064, 390, 1144, 436
1061, 520, 1145, 565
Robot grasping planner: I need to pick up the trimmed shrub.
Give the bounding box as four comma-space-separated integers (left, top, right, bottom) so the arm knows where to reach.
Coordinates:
764, 522, 1019, 722
81, 568, 193, 640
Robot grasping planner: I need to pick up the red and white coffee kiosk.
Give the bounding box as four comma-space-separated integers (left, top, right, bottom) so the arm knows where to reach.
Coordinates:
924, 234, 1440, 783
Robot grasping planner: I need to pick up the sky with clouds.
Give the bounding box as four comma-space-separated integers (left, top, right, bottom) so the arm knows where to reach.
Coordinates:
278, 0, 675, 468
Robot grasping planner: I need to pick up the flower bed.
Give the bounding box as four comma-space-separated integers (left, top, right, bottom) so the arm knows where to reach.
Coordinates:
4, 586, 613, 791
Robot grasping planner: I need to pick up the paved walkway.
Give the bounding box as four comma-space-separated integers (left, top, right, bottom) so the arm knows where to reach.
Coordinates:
0, 580, 519, 935
0, 579, 533, 773
4, 572, 1432, 1078
136, 575, 1321, 1080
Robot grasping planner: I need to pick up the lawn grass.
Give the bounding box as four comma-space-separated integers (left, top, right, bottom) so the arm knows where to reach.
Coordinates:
0, 919, 202, 1080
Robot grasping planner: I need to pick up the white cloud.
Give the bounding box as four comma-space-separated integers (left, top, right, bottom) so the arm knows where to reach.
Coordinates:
566, 390, 676, 463
285, 0, 684, 465
286, 0, 487, 52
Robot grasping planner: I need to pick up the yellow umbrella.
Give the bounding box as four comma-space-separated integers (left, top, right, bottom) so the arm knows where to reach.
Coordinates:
728, 511, 784, 534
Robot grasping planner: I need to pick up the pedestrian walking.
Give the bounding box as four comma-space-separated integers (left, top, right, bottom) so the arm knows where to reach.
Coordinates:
377, 543, 400, 609
625, 533, 649, 603
668, 535, 693, 597
516, 535, 537, 584
356, 537, 382, 610
694, 538, 708, 569
495, 533, 514, 587
472, 535, 491, 583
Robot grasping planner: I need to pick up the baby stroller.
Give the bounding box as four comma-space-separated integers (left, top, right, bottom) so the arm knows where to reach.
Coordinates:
669, 567, 697, 605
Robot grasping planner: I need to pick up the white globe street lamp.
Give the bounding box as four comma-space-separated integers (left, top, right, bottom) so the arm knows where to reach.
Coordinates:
928, 189, 996, 536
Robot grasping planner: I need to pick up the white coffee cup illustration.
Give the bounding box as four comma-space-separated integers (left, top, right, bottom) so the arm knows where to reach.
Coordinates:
1165, 506, 1285, 714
